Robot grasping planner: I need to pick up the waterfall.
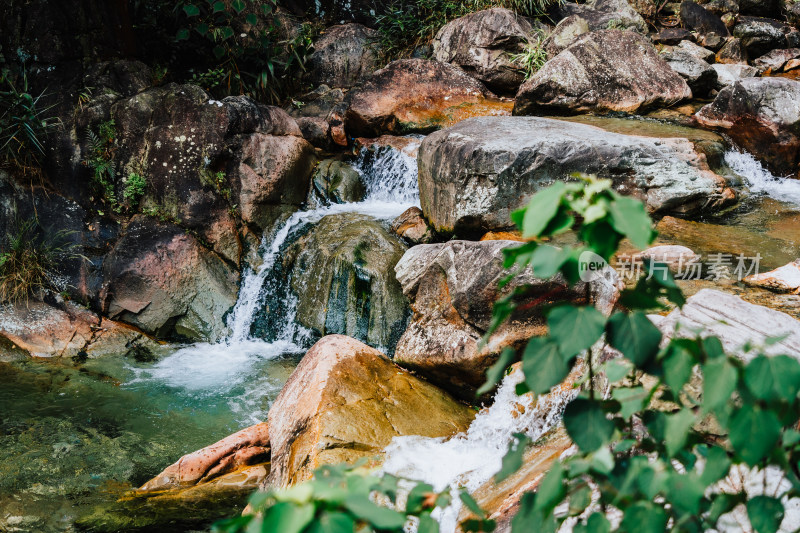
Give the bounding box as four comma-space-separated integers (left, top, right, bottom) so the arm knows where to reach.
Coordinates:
725, 149, 800, 205
382, 369, 578, 533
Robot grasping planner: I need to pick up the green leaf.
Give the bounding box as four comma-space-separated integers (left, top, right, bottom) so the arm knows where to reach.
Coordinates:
547, 305, 606, 358
533, 461, 564, 514
212, 1, 226, 13
213, 45, 226, 58
417, 515, 439, 533
246, 13, 259, 25
405, 482, 434, 514
260, 502, 315, 533
702, 358, 737, 413
183, 3, 200, 16
478, 347, 515, 397
580, 220, 623, 260
709, 493, 743, 522
343, 495, 406, 529
196, 22, 209, 35
305, 511, 356, 533
459, 491, 486, 519
662, 342, 695, 393
574, 513, 611, 533
729, 406, 781, 466
529, 245, 570, 278
607, 195, 655, 249
702, 336, 725, 360
221, 26, 235, 40
522, 337, 570, 395
604, 358, 633, 382
522, 182, 567, 239
747, 495, 784, 533
232, 0, 246, 13
563, 399, 614, 452
700, 446, 731, 485
619, 502, 667, 533
612, 386, 649, 419
666, 473, 705, 515
176, 28, 190, 41
606, 312, 662, 367
665, 409, 695, 457
568, 485, 592, 516
496, 433, 531, 482
745, 355, 800, 402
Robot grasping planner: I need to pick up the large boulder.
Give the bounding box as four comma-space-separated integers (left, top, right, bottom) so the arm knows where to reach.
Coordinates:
432, 8, 540, 95
710, 63, 759, 88
542, 16, 590, 58
418, 116, 729, 236
306, 159, 365, 207
0, 300, 163, 360
733, 17, 795, 58
559, 0, 648, 33
392, 239, 620, 399
306, 24, 381, 89
264, 335, 475, 488
100, 216, 239, 341
695, 78, 800, 176
343, 59, 497, 137
680, 1, 729, 40
280, 213, 409, 350
514, 30, 691, 115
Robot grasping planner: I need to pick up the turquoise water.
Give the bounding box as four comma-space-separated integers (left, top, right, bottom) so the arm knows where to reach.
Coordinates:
0, 342, 301, 532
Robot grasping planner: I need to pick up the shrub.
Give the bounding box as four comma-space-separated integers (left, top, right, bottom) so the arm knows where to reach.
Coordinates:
83, 120, 119, 212
0, 219, 80, 304
0, 71, 60, 174
123, 172, 147, 210
509, 33, 548, 80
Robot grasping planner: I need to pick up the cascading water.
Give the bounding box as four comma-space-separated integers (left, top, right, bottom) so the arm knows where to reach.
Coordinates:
725, 149, 800, 205
382, 369, 579, 533
128, 139, 422, 421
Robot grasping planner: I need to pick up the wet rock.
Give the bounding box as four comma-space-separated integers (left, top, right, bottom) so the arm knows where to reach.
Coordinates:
678, 40, 716, 62
288, 85, 346, 120
432, 8, 540, 95
753, 48, 800, 72
391, 207, 435, 244
283, 213, 408, 349
662, 49, 718, 96
306, 24, 381, 89
658, 288, 800, 359
226, 133, 316, 232
744, 260, 800, 293
392, 239, 620, 399
696, 77, 800, 176
733, 17, 793, 58
542, 15, 590, 58
354, 135, 422, 158
633, 244, 702, 274
295, 116, 330, 149
343, 59, 497, 137
0, 300, 163, 360
140, 423, 270, 490
418, 116, 729, 236
514, 30, 691, 115
680, 1, 729, 40
100, 216, 239, 342
710, 63, 759, 87
307, 159, 365, 207
559, 0, 648, 33
715, 37, 749, 64
264, 335, 475, 487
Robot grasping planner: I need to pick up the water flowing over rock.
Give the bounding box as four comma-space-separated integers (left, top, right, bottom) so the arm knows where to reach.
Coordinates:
264, 335, 474, 488
432, 8, 540, 95
392, 239, 620, 399
696, 77, 800, 176
559, 0, 648, 33
418, 116, 729, 236
656, 288, 800, 359
282, 213, 409, 350
343, 59, 498, 137
306, 24, 381, 89
0, 300, 163, 360
514, 30, 691, 115
100, 216, 239, 342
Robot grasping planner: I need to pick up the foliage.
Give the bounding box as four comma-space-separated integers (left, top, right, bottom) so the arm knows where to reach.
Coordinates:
0, 71, 60, 173
481, 175, 800, 533
509, 33, 548, 80
213, 462, 495, 533
123, 173, 147, 210
0, 218, 80, 304
375, 0, 561, 59
83, 120, 119, 213
176, 0, 317, 102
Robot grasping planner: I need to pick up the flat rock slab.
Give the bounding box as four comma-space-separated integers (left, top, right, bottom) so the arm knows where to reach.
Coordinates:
418, 116, 727, 236
744, 259, 800, 293
657, 288, 800, 360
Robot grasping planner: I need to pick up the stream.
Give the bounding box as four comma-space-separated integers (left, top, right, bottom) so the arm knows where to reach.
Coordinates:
2, 118, 800, 532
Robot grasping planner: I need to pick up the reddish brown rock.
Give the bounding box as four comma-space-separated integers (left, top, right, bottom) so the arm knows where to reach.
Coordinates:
344, 59, 498, 137
391, 207, 434, 244
743, 259, 800, 293
264, 335, 474, 488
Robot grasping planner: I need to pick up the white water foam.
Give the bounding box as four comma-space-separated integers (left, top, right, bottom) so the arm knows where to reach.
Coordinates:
725, 149, 800, 206
382, 369, 578, 533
